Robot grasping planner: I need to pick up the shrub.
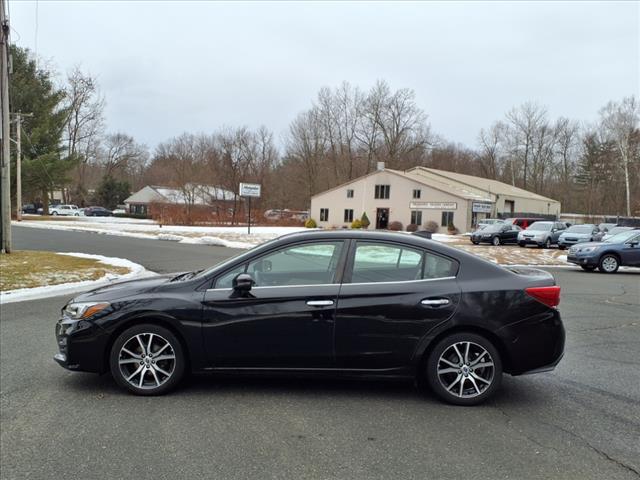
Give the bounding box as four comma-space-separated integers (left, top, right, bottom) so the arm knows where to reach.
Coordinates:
351, 219, 363, 229
360, 212, 370, 229
114, 213, 149, 219
406, 223, 419, 232
424, 220, 439, 233
447, 222, 459, 235
388, 221, 403, 231
305, 218, 317, 228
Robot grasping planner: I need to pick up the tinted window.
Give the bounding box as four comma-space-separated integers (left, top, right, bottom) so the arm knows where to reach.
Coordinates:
246, 242, 343, 287
351, 242, 455, 283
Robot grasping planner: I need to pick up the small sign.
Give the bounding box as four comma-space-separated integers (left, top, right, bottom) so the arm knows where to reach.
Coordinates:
410, 201, 457, 210
239, 183, 261, 198
472, 202, 493, 213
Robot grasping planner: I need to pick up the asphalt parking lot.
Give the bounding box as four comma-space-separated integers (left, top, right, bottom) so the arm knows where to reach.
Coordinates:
1, 227, 639, 479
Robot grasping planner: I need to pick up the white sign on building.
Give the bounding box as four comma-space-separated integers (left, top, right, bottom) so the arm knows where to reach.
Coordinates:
410, 201, 457, 210
472, 202, 493, 213
239, 183, 261, 198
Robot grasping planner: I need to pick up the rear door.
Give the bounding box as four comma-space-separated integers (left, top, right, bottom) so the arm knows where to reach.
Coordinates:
334, 240, 461, 370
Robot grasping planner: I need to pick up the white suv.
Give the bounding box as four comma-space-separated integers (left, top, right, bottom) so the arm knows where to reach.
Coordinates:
49, 204, 81, 216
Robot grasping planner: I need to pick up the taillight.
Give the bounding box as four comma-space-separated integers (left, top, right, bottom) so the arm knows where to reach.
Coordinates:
525, 286, 561, 308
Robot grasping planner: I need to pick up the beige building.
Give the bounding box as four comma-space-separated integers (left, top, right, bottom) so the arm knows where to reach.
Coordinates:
309, 165, 561, 233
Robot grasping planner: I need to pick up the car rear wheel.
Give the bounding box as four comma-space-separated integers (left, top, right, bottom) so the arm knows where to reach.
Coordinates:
110, 324, 185, 395
598, 254, 619, 274
492, 236, 501, 246
543, 238, 551, 249
425, 333, 502, 406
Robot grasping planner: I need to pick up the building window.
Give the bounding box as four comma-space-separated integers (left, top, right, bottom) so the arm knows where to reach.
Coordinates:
410, 211, 422, 225
441, 211, 454, 227
346, 189, 354, 198
412, 189, 421, 199
374, 185, 390, 199
320, 208, 329, 222
344, 209, 354, 223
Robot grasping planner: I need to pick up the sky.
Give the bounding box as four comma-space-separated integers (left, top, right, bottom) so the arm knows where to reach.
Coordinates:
7, 0, 640, 151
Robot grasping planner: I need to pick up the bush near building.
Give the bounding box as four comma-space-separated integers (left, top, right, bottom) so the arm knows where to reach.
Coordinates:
305, 218, 317, 228
360, 212, 371, 229
389, 221, 403, 231
424, 220, 439, 233
406, 223, 419, 232
351, 219, 363, 229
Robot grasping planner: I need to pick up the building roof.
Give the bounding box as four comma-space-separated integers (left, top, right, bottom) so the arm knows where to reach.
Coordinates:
387, 168, 492, 201
413, 167, 559, 203
125, 184, 236, 205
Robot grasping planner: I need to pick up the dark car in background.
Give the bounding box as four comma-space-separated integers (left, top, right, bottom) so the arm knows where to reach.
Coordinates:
21, 204, 38, 214
84, 206, 113, 217
470, 223, 522, 246
567, 229, 640, 273
557, 224, 600, 250
54, 230, 564, 406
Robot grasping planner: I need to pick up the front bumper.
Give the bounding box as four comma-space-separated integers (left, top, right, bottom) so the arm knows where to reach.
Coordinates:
519, 236, 544, 245
54, 315, 110, 373
567, 253, 599, 267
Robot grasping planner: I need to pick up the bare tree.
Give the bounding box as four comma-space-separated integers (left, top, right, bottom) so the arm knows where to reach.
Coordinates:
99, 133, 147, 178
599, 96, 640, 216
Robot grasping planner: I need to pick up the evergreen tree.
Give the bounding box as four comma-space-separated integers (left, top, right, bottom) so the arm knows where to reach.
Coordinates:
96, 176, 130, 210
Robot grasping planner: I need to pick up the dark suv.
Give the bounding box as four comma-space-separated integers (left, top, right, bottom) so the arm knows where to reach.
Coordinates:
567, 229, 640, 273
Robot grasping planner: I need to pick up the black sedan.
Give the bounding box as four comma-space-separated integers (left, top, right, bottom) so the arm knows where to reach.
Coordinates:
84, 206, 113, 217
470, 223, 522, 246
54, 230, 564, 405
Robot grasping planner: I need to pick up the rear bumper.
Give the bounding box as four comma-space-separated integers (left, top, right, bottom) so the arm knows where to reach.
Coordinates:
498, 310, 565, 376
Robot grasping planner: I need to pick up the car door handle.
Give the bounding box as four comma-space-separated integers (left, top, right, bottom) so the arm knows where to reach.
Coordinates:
306, 300, 334, 307
421, 298, 450, 306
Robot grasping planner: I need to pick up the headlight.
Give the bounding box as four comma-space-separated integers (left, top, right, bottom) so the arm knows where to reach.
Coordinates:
579, 246, 600, 253
63, 302, 110, 319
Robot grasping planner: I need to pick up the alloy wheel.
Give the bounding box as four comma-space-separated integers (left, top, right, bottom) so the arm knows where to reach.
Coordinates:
118, 333, 176, 389
600, 256, 618, 273
436, 341, 495, 399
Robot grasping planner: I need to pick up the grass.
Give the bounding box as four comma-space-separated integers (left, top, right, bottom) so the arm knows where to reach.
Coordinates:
0, 251, 130, 291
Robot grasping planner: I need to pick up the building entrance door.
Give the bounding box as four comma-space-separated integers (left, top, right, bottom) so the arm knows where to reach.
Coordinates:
376, 208, 389, 229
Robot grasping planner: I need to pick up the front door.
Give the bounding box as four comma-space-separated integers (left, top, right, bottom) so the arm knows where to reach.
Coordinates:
621, 234, 640, 266
201, 241, 346, 368
335, 240, 461, 370
376, 208, 389, 229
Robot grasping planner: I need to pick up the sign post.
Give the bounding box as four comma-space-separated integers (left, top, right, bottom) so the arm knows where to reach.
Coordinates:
239, 183, 261, 235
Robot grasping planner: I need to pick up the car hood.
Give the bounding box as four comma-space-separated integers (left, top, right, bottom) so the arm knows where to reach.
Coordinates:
72, 273, 177, 302
568, 241, 602, 250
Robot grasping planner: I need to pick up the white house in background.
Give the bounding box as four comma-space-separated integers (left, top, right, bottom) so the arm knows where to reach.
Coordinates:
124, 184, 237, 216
309, 164, 561, 233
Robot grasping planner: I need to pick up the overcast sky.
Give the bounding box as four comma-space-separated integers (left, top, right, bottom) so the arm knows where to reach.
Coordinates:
8, 1, 640, 151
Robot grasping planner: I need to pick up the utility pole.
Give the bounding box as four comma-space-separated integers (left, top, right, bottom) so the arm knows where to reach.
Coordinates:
12, 113, 32, 221
0, 0, 11, 253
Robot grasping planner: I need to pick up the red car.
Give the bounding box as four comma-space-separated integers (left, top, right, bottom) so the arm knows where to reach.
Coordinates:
504, 217, 546, 229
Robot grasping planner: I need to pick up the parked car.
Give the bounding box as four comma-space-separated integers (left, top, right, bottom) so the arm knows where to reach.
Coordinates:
567, 229, 640, 273
112, 208, 127, 215
557, 224, 600, 250
517, 221, 567, 249
21, 204, 38, 214
469, 223, 521, 246
503, 217, 546, 229
49, 204, 81, 216
54, 230, 565, 405
476, 218, 504, 229
601, 226, 634, 242
84, 206, 113, 217
598, 223, 618, 233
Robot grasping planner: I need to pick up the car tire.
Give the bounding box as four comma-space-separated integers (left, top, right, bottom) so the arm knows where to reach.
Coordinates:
52, 211, 58, 216
472, 241, 479, 245
558, 245, 566, 250
543, 238, 551, 249
492, 236, 500, 246
581, 265, 596, 271
598, 254, 619, 274
110, 324, 186, 396
518, 242, 526, 247
425, 332, 502, 406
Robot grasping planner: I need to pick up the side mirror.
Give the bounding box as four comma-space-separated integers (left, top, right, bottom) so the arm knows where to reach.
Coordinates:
629, 240, 639, 247
232, 273, 255, 294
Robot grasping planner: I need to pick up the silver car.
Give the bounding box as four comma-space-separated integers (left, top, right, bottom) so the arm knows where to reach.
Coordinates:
517, 221, 567, 248
601, 226, 633, 242
557, 224, 600, 250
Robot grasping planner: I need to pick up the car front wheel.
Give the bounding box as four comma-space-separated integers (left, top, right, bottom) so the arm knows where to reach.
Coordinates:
598, 254, 619, 274
425, 333, 502, 406
543, 238, 551, 249
492, 236, 500, 246
110, 324, 185, 395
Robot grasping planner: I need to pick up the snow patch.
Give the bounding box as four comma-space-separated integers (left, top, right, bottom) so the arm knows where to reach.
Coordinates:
0, 253, 155, 304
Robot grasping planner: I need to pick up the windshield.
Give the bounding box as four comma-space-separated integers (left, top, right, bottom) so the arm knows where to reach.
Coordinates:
482, 224, 504, 232
527, 222, 552, 231
565, 225, 594, 234
606, 227, 631, 236
605, 230, 639, 243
